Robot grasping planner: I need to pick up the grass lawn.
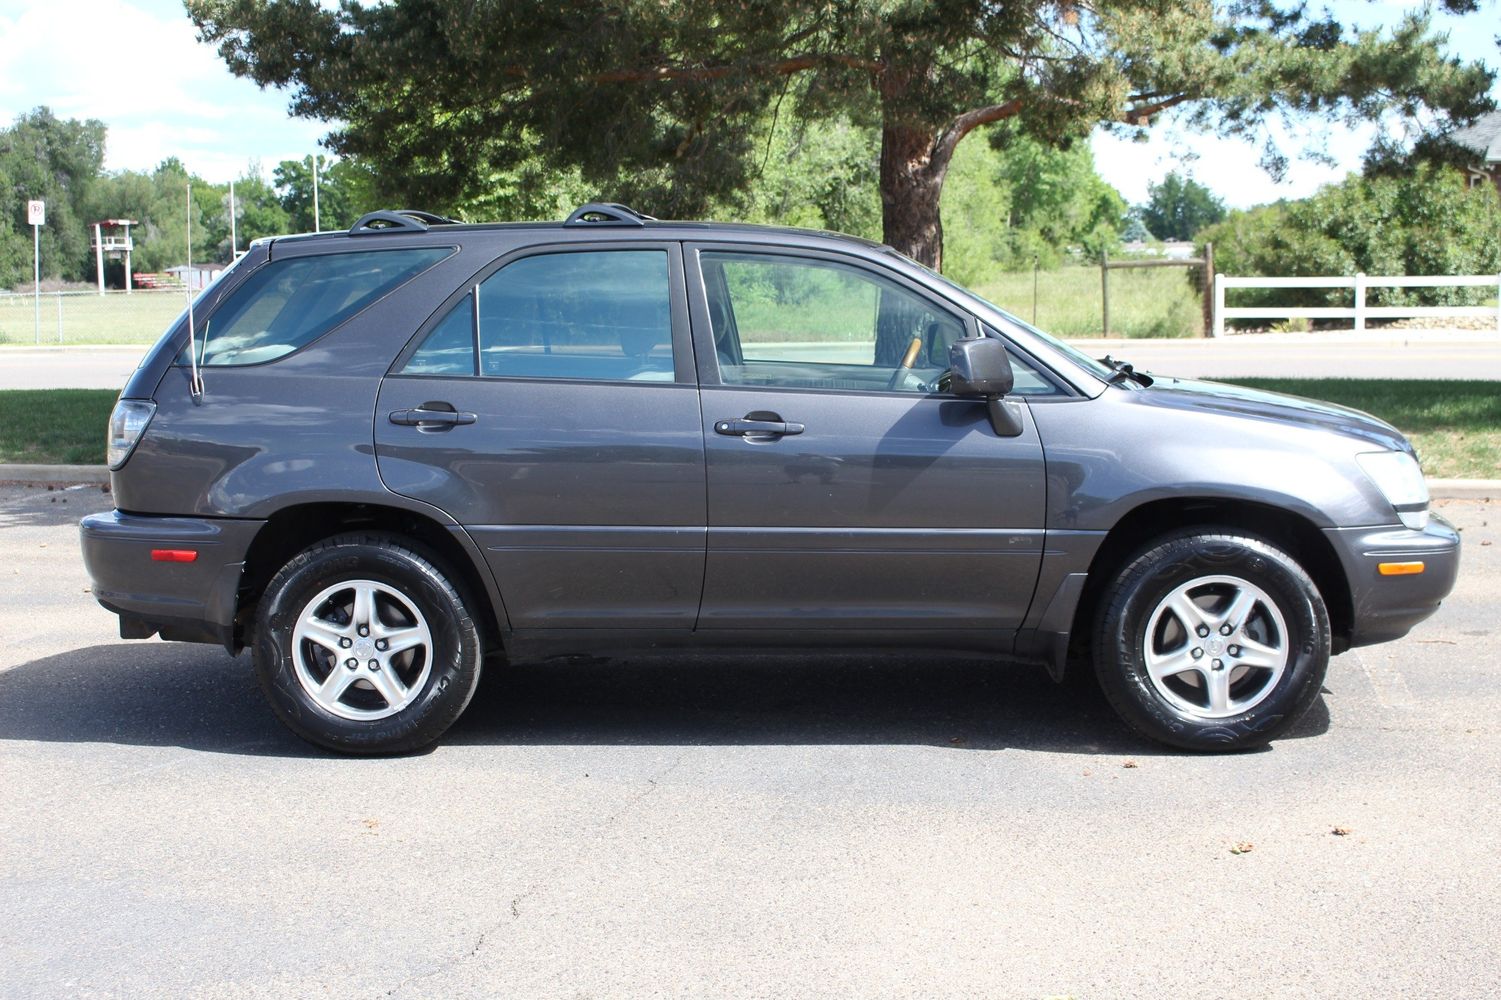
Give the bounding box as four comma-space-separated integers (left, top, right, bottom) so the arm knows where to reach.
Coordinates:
3, 267, 1210, 345
973, 265, 1204, 339
0, 389, 114, 465
1225, 379, 1500, 480
0, 290, 184, 346
0, 380, 1492, 480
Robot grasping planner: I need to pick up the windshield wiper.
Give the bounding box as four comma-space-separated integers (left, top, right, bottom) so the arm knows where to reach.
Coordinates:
1099, 355, 1153, 387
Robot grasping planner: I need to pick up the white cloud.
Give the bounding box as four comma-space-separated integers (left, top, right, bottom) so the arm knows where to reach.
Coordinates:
1092, 118, 1374, 210
0, 0, 331, 181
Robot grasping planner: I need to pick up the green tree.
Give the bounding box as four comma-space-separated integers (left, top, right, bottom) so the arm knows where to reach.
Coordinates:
274, 155, 380, 232
0, 107, 107, 287
227, 168, 290, 254
87, 159, 222, 275
1140, 172, 1226, 241
189, 0, 1494, 270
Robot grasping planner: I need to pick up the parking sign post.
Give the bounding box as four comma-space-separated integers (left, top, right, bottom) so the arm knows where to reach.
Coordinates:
28, 200, 44, 344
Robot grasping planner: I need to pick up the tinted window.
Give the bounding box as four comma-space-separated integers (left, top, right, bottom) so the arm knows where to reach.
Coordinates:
474, 250, 673, 381
197, 248, 449, 366
981, 325, 1062, 396
403, 293, 477, 375
702, 252, 966, 393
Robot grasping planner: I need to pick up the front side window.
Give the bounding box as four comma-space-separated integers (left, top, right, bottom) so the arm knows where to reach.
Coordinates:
196, 248, 450, 366
702, 252, 967, 393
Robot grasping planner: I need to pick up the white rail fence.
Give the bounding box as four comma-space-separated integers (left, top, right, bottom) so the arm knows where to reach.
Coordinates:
1212, 273, 1501, 337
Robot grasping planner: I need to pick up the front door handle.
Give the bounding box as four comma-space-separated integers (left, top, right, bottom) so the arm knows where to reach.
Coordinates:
714, 417, 805, 437
389, 406, 477, 428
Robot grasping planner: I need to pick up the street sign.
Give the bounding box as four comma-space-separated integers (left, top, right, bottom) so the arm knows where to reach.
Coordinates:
27, 200, 45, 226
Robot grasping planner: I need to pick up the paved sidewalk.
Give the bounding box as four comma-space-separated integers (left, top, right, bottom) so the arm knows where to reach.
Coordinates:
1071, 328, 1501, 381
0, 345, 148, 390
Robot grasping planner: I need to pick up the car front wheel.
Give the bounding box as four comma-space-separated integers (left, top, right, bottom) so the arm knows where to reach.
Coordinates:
1093, 530, 1330, 751
252, 533, 483, 754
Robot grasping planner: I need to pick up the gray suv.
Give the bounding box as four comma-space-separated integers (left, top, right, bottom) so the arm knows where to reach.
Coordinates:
80, 203, 1460, 754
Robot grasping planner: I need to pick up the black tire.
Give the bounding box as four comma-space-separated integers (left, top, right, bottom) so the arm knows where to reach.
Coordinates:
252, 532, 483, 754
1093, 529, 1330, 752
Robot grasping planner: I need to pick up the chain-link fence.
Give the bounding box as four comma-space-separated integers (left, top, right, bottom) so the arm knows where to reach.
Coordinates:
0, 289, 187, 346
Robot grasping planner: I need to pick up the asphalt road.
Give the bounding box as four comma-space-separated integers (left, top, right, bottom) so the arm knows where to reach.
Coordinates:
2, 329, 1498, 389
2, 483, 1498, 998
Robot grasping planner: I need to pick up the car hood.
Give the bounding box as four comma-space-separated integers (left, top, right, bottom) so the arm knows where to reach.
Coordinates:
1136, 376, 1411, 453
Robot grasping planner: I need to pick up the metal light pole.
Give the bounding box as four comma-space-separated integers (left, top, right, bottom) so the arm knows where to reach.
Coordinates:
124, 221, 133, 295
28, 199, 44, 344
311, 154, 321, 232
229, 179, 238, 255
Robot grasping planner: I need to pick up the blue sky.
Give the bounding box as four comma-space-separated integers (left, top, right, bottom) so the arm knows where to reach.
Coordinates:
2, 0, 1497, 209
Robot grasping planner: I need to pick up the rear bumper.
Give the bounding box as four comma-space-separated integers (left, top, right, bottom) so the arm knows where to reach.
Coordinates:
1324, 513, 1461, 648
79, 510, 264, 648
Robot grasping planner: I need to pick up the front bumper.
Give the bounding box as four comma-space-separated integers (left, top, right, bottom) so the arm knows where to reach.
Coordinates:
1323, 512, 1461, 648
79, 510, 265, 649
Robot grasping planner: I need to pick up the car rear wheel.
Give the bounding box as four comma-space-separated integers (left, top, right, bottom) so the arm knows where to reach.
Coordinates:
252, 533, 482, 754
1093, 529, 1330, 751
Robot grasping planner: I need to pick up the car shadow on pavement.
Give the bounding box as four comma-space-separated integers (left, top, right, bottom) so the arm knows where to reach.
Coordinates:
0, 641, 1329, 757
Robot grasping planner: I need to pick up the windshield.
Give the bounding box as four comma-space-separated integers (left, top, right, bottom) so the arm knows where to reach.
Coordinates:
881, 248, 1116, 382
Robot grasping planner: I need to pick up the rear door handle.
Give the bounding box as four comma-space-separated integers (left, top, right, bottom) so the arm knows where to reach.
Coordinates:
389, 407, 477, 427
714, 418, 805, 437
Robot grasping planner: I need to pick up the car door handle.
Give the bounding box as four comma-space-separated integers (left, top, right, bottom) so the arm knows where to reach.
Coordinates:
714, 417, 805, 437
389, 407, 476, 427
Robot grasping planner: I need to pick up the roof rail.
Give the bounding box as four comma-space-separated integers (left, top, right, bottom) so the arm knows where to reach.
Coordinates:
349, 209, 460, 236
563, 202, 655, 227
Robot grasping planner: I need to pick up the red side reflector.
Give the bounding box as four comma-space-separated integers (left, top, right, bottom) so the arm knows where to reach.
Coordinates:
150, 549, 198, 563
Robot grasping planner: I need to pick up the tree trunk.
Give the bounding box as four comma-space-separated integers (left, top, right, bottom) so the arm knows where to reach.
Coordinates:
879, 122, 948, 271
875, 122, 951, 366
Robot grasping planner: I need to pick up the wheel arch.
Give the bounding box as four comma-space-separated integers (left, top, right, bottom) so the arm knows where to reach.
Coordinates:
234, 501, 506, 654
1067, 496, 1353, 665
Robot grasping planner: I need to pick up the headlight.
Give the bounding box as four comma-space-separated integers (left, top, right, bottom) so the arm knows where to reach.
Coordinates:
106, 399, 156, 470
1356, 451, 1429, 530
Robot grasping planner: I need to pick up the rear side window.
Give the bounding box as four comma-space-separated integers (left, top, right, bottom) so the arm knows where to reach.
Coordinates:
196, 248, 450, 366
401, 250, 674, 381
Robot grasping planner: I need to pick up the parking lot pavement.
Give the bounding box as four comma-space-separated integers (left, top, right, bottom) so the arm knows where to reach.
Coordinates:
1, 485, 1497, 999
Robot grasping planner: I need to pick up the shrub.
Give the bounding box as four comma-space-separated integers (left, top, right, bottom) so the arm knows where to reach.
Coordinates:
1199, 166, 1501, 323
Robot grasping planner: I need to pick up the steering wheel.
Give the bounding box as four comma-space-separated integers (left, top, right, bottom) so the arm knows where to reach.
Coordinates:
886, 336, 924, 390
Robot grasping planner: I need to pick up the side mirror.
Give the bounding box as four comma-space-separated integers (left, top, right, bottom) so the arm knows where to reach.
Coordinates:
949, 336, 1014, 398
948, 336, 1024, 437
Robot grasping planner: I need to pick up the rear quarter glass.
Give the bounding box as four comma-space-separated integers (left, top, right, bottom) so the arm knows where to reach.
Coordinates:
176, 247, 452, 367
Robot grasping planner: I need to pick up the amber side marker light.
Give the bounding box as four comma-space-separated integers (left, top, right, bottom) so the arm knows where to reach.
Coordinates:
1378, 561, 1425, 576
150, 549, 199, 563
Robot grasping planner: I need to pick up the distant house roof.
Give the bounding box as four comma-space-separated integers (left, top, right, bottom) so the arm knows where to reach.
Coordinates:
1450, 110, 1501, 164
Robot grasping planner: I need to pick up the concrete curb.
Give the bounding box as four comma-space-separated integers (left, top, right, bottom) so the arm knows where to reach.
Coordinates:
0, 464, 110, 485
2, 464, 1496, 499
1428, 479, 1501, 500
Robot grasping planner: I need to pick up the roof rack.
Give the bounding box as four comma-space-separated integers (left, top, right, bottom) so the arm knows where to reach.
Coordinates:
349, 209, 460, 236
563, 202, 655, 227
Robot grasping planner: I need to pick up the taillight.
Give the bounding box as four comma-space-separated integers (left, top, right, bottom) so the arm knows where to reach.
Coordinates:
106, 399, 156, 470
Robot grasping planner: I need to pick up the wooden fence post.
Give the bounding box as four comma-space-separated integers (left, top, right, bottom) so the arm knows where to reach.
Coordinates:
1212, 272, 1225, 338
1201, 242, 1214, 338
1100, 250, 1110, 337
